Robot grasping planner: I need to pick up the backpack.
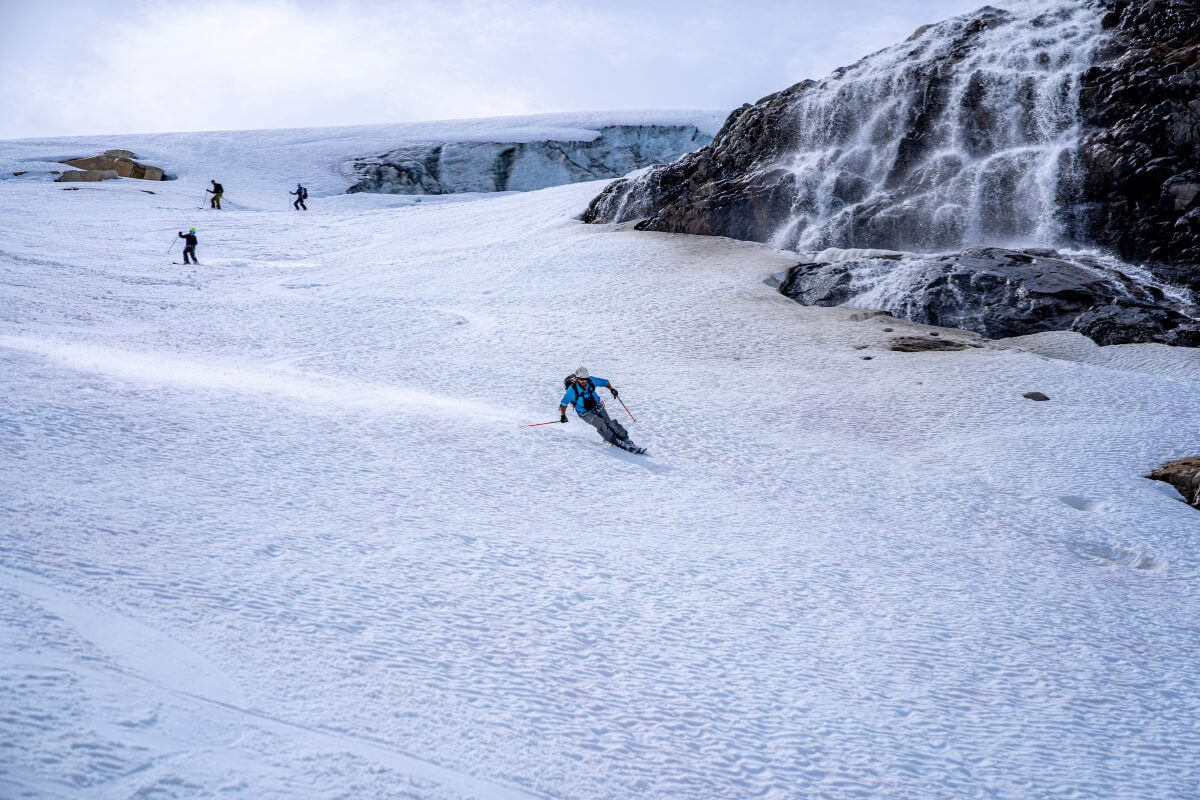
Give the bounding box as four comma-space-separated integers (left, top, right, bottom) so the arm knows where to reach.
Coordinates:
563, 376, 598, 411
300, 187, 308, 199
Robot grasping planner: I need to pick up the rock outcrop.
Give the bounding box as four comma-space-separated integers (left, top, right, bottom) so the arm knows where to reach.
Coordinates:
1074, 0, 1200, 287
889, 336, 974, 352
779, 247, 1200, 345
347, 125, 711, 195
58, 150, 165, 181
1148, 456, 1200, 507
56, 169, 121, 183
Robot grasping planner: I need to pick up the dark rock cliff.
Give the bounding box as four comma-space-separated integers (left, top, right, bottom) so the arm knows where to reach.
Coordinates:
1075, 0, 1200, 287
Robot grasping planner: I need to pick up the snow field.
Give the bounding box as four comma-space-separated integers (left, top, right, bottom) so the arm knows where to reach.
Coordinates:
1, 135, 1200, 799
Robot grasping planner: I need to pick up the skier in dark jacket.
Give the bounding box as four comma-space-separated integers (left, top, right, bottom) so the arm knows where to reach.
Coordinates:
559, 367, 645, 453
290, 183, 308, 210
207, 180, 223, 209
178, 228, 199, 264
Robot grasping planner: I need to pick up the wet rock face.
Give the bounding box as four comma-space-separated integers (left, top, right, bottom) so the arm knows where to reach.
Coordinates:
585, 2, 1200, 271
580, 87, 809, 241
1071, 301, 1200, 346
779, 247, 1200, 345
583, 4, 1102, 251
346, 125, 711, 195
1075, 0, 1200, 286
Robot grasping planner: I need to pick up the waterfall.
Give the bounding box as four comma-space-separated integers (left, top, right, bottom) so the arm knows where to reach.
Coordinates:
767, 1, 1106, 253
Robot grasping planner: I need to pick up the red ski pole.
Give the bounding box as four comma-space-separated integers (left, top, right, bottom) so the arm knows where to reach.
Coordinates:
519, 420, 562, 428
617, 397, 635, 421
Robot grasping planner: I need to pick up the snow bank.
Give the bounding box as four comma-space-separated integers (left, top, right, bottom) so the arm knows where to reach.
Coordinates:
1, 113, 1198, 800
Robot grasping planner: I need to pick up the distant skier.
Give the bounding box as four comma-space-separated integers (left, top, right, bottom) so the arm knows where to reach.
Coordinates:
207, 180, 223, 209
559, 367, 645, 454
290, 183, 308, 211
177, 227, 199, 265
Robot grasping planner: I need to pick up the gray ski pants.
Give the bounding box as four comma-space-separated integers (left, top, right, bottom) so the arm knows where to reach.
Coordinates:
580, 405, 627, 444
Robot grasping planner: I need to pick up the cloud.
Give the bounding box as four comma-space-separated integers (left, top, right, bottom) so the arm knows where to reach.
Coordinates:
0, 0, 985, 139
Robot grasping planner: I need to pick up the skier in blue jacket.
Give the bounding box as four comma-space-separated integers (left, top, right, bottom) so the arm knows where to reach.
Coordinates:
559, 367, 644, 453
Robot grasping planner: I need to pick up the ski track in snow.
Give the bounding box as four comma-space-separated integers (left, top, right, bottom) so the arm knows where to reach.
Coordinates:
2, 133, 1200, 799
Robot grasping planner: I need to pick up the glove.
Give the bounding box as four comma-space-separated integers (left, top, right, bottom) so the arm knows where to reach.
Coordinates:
560, 413, 568, 423
609, 388, 619, 398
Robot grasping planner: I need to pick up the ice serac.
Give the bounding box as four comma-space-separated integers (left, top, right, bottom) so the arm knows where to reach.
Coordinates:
346, 125, 712, 195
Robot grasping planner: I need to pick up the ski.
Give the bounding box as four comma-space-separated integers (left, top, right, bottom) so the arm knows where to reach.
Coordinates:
612, 439, 648, 455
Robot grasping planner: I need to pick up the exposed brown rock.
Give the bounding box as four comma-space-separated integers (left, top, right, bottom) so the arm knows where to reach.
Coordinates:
56, 170, 120, 182
1023, 391, 1050, 401
908, 24, 933, 41
889, 336, 970, 352
1148, 456, 1200, 507
60, 153, 164, 181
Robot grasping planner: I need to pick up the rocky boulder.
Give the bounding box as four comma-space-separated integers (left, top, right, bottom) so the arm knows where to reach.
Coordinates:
1148, 456, 1200, 507
779, 247, 1200, 345
59, 151, 164, 181
1070, 301, 1200, 346
889, 336, 973, 352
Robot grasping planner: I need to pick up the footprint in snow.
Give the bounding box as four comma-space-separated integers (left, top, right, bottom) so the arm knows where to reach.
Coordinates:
1067, 539, 1166, 571
1059, 495, 1114, 512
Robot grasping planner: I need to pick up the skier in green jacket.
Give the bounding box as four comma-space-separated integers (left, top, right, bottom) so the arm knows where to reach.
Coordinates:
177, 228, 199, 264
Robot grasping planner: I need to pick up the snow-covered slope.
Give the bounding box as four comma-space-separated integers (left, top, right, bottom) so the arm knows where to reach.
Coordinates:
0, 110, 725, 206
2, 121, 1199, 799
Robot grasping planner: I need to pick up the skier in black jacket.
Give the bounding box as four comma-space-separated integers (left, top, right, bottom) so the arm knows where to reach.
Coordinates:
178, 228, 199, 264
207, 180, 223, 209
290, 183, 308, 210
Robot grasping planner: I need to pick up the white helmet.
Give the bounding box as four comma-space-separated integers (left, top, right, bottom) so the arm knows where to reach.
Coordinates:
574, 367, 589, 379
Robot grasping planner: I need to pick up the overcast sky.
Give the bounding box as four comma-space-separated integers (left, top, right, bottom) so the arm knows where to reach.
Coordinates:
0, 0, 986, 140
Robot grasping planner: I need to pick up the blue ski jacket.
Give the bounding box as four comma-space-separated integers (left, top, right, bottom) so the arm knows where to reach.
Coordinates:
561, 377, 610, 415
